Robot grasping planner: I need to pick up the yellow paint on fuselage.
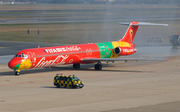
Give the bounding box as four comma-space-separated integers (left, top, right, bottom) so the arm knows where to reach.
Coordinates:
109, 41, 131, 58
112, 41, 131, 48
18, 59, 32, 70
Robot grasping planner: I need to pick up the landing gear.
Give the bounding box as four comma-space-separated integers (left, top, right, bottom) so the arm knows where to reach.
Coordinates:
15, 70, 20, 76
73, 63, 80, 69
94, 61, 102, 70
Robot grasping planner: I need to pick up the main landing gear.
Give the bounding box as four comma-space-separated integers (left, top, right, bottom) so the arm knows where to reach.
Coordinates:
73, 63, 80, 69
15, 70, 20, 76
73, 62, 102, 70
94, 61, 102, 70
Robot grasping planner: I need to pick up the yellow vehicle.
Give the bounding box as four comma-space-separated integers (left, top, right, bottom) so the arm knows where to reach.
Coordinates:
54, 74, 84, 88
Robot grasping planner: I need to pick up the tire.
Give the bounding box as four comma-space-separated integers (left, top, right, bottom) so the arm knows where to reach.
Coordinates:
98, 64, 102, 70
15, 71, 20, 76
79, 85, 84, 88
57, 84, 60, 88
95, 64, 102, 70
72, 85, 77, 88
73, 64, 80, 69
95, 64, 98, 70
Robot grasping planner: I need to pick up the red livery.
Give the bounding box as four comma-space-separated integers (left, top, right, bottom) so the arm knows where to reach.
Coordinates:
8, 21, 168, 75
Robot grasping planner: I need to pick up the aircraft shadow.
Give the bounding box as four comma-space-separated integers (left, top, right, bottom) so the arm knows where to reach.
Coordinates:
0, 64, 143, 76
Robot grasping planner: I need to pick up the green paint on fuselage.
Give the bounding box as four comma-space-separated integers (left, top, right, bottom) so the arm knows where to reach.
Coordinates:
14, 64, 20, 70
96, 42, 114, 58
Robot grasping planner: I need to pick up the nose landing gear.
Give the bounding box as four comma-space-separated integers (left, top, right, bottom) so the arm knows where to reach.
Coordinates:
15, 70, 20, 76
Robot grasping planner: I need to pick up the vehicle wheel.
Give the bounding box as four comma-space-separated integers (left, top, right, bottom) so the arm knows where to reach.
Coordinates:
72, 85, 77, 88
57, 84, 60, 88
73, 63, 80, 69
15, 71, 20, 76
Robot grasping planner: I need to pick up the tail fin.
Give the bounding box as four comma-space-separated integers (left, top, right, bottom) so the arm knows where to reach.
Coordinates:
119, 21, 168, 43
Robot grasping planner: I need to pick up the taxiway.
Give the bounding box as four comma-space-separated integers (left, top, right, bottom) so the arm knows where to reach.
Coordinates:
0, 49, 179, 112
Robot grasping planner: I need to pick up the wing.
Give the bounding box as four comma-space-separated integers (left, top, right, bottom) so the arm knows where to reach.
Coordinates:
81, 58, 168, 62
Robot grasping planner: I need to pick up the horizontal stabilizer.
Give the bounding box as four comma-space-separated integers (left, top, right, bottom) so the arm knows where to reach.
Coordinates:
118, 22, 168, 26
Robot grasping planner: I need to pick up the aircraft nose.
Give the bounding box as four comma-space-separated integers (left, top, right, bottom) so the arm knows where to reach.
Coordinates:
8, 60, 15, 69
8, 58, 21, 70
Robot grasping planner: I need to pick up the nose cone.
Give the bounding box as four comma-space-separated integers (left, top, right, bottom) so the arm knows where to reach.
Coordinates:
8, 58, 21, 70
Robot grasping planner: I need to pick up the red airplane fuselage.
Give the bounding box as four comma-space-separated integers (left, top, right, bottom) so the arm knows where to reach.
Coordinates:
8, 42, 135, 71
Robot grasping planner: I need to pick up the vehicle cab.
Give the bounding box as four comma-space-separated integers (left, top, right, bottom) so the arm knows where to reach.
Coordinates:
54, 74, 84, 88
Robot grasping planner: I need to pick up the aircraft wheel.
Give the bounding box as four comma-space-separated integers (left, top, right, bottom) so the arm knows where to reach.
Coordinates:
73, 64, 80, 69
95, 64, 98, 70
95, 64, 102, 70
15, 71, 20, 76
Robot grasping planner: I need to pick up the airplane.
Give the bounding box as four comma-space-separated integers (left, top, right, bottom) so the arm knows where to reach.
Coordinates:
8, 21, 168, 75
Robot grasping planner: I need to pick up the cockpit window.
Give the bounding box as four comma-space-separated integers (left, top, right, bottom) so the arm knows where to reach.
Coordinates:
15, 53, 28, 58
15, 55, 21, 57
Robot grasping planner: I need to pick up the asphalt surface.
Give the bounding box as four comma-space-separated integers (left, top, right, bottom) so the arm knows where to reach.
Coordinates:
0, 55, 179, 112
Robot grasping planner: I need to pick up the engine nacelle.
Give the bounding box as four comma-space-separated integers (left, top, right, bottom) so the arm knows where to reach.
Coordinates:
114, 47, 136, 56
114, 47, 121, 55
